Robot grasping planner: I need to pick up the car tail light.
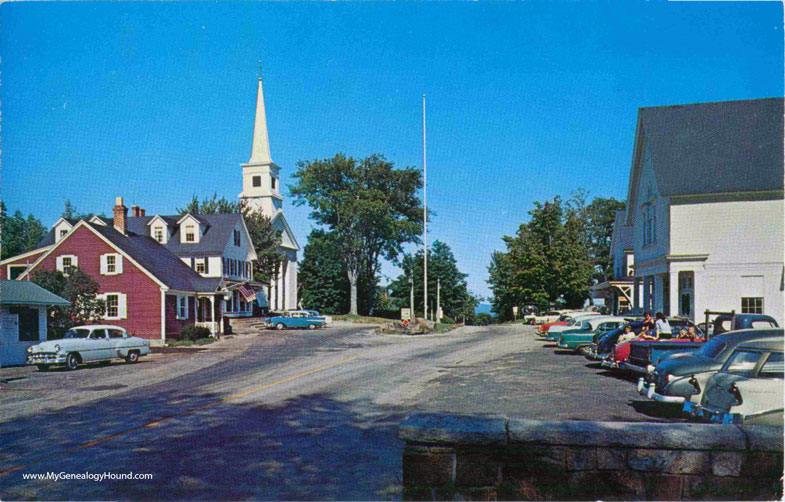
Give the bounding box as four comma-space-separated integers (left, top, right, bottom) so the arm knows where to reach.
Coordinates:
688, 375, 701, 395
727, 383, 743, 406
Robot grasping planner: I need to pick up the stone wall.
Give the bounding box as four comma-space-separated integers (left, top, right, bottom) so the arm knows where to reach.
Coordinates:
399, 413, 783, 501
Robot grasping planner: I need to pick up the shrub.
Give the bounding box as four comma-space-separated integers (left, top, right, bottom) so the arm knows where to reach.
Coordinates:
180, 324, 212, 341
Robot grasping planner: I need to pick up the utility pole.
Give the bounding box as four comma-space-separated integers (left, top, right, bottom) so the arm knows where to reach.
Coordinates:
436, 277, 441, 322
422, 94, 428, 321
410, 263, 414, 318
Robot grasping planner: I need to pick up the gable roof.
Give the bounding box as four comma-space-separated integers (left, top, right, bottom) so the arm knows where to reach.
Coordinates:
638, 97, 784, 197
126, 213, 246, 257
89, 224, 221, 292
1, 279, 69, 306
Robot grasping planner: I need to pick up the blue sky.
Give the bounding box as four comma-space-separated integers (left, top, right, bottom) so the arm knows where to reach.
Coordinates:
2, 2, 782, 299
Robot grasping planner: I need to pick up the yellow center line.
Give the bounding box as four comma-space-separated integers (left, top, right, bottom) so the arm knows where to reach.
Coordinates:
0, 355, 360, 477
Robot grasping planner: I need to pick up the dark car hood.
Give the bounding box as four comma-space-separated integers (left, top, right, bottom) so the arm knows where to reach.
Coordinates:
657, 355, 719, 377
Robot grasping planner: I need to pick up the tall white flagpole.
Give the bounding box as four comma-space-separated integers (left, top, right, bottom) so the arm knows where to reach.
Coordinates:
422, 94, 428, 321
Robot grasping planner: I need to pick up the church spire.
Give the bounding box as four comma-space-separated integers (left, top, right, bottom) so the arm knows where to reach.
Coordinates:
249, 77, 272, 165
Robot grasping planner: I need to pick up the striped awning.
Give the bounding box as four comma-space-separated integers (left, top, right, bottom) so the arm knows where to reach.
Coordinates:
237, 284, 256, 302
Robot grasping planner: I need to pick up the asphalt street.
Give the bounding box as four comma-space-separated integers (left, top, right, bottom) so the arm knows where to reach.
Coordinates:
0, 323, 676, 500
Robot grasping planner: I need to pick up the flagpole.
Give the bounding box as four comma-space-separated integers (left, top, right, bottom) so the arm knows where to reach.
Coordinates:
422, 94, 428, 321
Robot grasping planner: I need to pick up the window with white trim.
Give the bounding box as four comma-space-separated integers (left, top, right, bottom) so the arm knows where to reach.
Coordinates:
154, 227, 164, 243
100, 293, 127, 320
195, 258, 206, 274
8, 265, 28, 280
60, 229, 68, 239
185, 225, 195, 242
100, 253, 123, 275
56, 255, 78, 276
741, 297, 764, 314
177, 295, 188, 320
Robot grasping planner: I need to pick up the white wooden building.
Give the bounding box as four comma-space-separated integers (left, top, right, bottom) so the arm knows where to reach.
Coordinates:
624, 98, 784, 325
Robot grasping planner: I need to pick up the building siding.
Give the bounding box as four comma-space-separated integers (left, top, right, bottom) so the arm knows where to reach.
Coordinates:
0, 249, 50, 279
29, 226, 164, 339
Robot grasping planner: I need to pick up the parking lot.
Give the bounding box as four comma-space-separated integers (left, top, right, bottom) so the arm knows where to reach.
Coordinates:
1, 322, 683, 500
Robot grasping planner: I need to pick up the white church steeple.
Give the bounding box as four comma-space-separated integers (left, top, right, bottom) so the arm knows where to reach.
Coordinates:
239, 76, 282, 217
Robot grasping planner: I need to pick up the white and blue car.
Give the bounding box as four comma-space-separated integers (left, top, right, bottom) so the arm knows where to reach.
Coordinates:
27, 325, 151, 371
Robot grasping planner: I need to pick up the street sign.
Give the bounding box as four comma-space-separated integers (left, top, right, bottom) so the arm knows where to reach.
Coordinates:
401, 308, 411, 320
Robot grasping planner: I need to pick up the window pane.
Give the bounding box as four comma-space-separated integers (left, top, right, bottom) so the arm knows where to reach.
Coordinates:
107, 295, 119, 317
759, 353, 784, 378
725, 351, 763, 377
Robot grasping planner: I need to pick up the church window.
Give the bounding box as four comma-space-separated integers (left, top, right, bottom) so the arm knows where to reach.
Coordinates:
252, 176, 261, 187
185, 225, 195, 242
271, 177, 277, 190
234, 230, 241, 246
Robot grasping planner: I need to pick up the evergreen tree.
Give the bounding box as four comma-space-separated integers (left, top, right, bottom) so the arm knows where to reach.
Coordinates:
389, 241, 478, 322
0, 202, 47, 259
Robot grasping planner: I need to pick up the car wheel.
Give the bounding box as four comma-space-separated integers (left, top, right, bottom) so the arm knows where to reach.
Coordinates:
125, 350, 140, 364
65, 353, 79, 371
276, 323, 285, 330
36, 364, 49, 372
308, 324, 317, 330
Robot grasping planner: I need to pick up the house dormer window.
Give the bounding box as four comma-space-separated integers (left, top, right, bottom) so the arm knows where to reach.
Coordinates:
60, 229, 68, 239
154, 227, 164, 243
186, 225, 195, 242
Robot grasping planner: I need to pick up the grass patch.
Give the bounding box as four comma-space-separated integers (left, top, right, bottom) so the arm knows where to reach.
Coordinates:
332, 314, 392, 324
433, 323, 455, 333
168, 337, 216, 347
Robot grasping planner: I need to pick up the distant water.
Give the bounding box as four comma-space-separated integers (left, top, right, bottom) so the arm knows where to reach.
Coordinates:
475, 303, 493, 315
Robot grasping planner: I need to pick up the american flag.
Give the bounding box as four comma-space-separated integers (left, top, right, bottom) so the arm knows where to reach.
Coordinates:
237, 285, 256, 302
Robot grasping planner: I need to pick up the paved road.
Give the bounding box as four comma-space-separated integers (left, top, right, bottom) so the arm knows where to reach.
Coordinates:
0, 323, 675, 500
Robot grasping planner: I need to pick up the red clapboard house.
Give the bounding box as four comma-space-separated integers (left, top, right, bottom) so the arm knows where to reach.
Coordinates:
2, 198, 248, 343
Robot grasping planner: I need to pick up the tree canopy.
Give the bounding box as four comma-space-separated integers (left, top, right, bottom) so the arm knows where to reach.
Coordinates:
1, 202, 47, 260
585, 197, 626, 281
389, 240, 478, 322
290, 154, 423, 315
31, 268, 105, 339
177, 194, 284, 281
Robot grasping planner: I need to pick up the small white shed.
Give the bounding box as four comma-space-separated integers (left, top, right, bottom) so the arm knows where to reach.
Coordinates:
0, 280, 69, 367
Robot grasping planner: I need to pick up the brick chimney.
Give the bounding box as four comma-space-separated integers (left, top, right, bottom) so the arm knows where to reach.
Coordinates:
140, 208, 146, 217
131, 205, 141, 217
113, 197, 128, 234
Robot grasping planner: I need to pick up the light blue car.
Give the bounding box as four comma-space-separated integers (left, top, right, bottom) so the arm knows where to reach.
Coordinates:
264, 312, 325, 330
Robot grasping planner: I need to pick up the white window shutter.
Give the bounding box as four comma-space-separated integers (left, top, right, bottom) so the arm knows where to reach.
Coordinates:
56, 256, 64, 272
72, 256, 78, 268
118, 294, 127, 319
100, 254, 108, 275
116, 254, 123, 274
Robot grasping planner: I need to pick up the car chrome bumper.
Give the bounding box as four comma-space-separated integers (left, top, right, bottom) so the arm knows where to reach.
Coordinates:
638, 379, 686, 404
27, 354, 66, 365
601, 359, 619, 369
682, 402, 741, 424
620, 362, 647, 374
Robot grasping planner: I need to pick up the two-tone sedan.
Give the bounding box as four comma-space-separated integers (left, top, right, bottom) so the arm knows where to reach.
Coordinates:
556, 316, 627, 354
683, 338, 784, 425
27, 325, 151, 371
264, 311, 325, 330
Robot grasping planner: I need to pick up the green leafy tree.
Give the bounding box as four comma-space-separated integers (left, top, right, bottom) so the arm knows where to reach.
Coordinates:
389, 241, 478, 322
176, 194, 284, 281
487, 193, 594, 320
31, 268, 105, 338
299, 230, 350, 314
0, 202, 47, 259
62, 200, 105, 221
290, 154, 423, 315
585, 197, 626, 281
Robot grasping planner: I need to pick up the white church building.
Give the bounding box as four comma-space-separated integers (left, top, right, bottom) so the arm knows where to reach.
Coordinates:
625, 98, 784, 326
239, 77, 300, 311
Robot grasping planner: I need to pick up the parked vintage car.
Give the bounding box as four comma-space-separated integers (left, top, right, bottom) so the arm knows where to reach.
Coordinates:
26, 325, 151, 371
621, 314, 778, 374
543, 312, 603, 341
533, 309, 572, 325
303, 310, 333, 325
601, 318, 701, 371
585, 320, 645, 360
683, 339, 784, 425
556, 316, 627, 354
638, 329, 783, 405
265, 311, 325, 330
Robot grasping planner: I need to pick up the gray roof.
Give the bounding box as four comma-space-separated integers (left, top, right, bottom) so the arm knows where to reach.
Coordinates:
90, 224, 221, 293
1, 279, 69, 306
640, 97, 784, 196
127, 213, 243, 257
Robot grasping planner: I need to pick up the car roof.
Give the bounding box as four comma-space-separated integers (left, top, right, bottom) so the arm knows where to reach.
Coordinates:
713, 327, 783, 343
735, 337, 785, 351
71, 325, 126, 330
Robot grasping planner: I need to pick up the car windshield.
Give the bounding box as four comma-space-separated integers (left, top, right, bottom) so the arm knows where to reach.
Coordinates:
696, 339, 726, 359
723, 350, 764, 377
65, 328, 91, 339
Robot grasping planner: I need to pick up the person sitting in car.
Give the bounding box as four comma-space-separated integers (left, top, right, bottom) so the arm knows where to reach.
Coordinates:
654, 312, 672, 337
617, 324, 638, 344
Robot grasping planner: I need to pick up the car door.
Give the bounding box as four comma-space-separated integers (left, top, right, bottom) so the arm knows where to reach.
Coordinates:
86, 329, 111, 361
107, 328, 127, 358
